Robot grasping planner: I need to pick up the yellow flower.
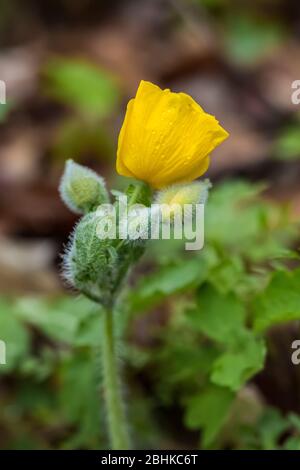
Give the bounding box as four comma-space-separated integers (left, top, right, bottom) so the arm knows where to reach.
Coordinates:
116, 80, 229, 189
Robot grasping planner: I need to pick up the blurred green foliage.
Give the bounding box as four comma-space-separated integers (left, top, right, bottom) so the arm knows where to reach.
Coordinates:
191, 1, 285, 66
237, 408, 300, 450
275, 124, 300, 161
44, 58, 120, 161
1, 180, 300, 449
0, 102, 11, 123
45, 58, 119, 119
222, 14, 284, 66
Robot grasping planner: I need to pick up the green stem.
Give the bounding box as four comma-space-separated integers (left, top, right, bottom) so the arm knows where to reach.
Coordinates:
102, 306, 130, 450
117, 183, 151, 251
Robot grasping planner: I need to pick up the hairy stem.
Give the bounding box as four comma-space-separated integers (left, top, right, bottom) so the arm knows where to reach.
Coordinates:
102, 307, 130, 450
116, 182, 151, 251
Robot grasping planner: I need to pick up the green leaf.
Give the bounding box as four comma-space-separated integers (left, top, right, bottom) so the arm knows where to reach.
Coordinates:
210, 333, 266, 391
258, 408, 289, 450
187, 286, 266, 391
206, 180, 296, 263
59, 350, 101, 448
283, 437, 300, 450
0, 299, 29, 372
45, 58, 119, 118
157, 343, 219, 389
125, 183, 152, 207
16, 296, 95, 345
208, 256, 245, 294
206, 181, 265, 247
75, 311, 102, 347
223, 14, 284, 66
274, 125, 300, 160
130, 258, 209, 312
185, 384, 235, 447
288, 412, 300, 432
253, 268, 300, 331
0, 101, 11, 122
187, 284, 246, 347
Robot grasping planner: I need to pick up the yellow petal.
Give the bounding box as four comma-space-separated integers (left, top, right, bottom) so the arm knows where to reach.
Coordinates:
116, 80, 229, 188
116, 99, 135, 178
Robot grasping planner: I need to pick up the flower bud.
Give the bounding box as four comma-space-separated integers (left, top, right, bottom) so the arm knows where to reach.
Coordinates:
154, 180, 211, 220
63, 211, 145, 306
155, 180, 211, 206
59, 159, 109, 214
63, 212, 116, 305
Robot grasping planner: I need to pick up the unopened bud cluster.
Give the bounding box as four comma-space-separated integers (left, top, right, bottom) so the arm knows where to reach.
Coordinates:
60, 160, 210, 306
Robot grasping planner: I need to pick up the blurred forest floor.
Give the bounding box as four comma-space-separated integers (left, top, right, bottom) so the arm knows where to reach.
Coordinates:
1, 0, 300, 449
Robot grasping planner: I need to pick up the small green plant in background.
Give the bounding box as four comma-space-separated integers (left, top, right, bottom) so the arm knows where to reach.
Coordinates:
222, 13, 284, 66
44, 58, 120, 161
0, 103, 9, 123
274, 123, 300, 161
190, 1, 286, 66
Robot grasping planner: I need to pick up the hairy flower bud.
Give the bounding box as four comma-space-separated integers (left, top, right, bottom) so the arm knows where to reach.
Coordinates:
155, 180, 211, 206
154, 180, 211, 220
63, 211, 145, 306
59, 159, 109, 214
